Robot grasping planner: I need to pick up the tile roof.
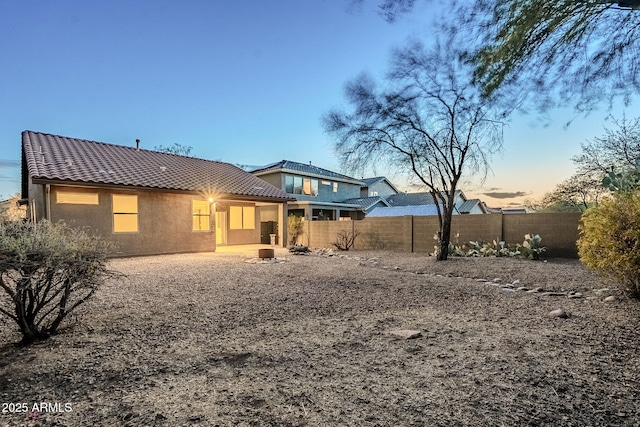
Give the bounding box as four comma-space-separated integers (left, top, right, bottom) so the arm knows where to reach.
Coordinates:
340, 196, 389, 210
22, 131, 293, 201
386, 192, 436, 206
360, 177, 386, 186
251, 160, 364, 184
368, 205, 440, 217
458, 199, 487, 214
360, 176, 400, 193
386, 190, 465, 207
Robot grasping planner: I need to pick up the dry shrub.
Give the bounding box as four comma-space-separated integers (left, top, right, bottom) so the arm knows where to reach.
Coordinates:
0, 220, 117, 343
578, 191, 640, 298
333, 229, 361, 251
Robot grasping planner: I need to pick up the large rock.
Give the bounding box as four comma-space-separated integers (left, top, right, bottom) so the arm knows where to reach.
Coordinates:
548, 308, 569, 319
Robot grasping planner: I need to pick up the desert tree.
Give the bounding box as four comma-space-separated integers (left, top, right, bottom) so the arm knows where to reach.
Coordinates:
573, 115, 640, 175
154, 143, 193, 156
540, 173, 607, 212
323, 35, 511, 260
472, 0, 640, 113
358, 0, 640, 113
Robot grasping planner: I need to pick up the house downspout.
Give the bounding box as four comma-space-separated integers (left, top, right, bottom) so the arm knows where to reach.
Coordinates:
45, 184, 51, 221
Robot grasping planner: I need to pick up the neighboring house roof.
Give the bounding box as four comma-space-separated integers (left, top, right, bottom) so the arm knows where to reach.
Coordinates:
368, 205, 439, 217
386, 190, 465, 207
458, 199, 488, 214
501, 208, 527, 214
386, 192, 435, 206
360, 176, 400, 192
22, 131, 293, 201
341, 196, 390, 210
251, 160, 364, 185
485, 206, 503, 214
289, 200, 364, 209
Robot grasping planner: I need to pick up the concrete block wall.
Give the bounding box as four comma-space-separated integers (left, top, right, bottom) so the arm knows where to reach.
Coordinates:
411, 216, 440, 253
356, 217, 413, 251
450, 215, 504, 248
503, 212, 581, 257
306, 213, 582, 258
306, 220, 354, 248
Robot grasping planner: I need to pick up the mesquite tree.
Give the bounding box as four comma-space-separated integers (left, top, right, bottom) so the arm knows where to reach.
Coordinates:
358, 0, 640, 113
0, 220, 116, 344
323, 36, 509, 260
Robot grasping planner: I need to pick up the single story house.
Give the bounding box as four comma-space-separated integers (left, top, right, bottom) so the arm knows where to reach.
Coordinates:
21, 131, 294, 256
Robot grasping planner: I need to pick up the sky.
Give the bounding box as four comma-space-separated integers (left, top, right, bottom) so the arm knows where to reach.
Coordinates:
0, 0, 635, 207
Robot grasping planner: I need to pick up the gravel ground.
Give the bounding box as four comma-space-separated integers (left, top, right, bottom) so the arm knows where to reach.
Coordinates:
1, 250, 639, 426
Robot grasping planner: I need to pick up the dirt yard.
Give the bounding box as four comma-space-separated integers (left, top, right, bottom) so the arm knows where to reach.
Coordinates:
1, 250, 639, 426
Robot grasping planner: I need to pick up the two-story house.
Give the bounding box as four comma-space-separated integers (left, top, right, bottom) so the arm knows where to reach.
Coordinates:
251, 160, 366, 221
252, 161, 489, 220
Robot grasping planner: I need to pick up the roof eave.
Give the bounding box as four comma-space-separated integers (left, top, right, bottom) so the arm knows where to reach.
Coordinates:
253, 167, 364, 186
29, 178, 294, 202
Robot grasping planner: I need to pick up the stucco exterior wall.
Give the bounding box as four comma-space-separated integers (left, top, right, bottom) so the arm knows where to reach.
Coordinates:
48, 186, 217, 256
256, 171, 361, 203
36, 185, 287, 257
366, 180, 397, 198
216, 201, 261, 245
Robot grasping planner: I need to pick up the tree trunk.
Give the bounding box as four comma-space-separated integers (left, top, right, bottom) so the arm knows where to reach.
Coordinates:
436, 205, 455, 261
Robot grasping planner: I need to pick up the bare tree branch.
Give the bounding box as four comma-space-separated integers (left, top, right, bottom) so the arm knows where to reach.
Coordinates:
323, 33, 512, 260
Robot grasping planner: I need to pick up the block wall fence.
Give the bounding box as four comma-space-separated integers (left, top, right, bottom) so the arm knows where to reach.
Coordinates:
300, 213, 582, 258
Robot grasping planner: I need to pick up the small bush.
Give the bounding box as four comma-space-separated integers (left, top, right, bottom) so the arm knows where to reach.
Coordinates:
287, 215, 304, 246
578, 191, 640, 298
0, 220, 116, 343
333, 229, 361, 251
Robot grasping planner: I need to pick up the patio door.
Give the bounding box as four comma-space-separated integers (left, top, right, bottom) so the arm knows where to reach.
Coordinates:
216, 211, 227, 245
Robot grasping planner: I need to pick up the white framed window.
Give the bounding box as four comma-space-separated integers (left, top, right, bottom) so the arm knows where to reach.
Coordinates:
192, 200, 211, 231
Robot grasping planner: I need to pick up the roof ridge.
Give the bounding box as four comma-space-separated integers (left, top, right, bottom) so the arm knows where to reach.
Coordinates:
22, 130, 223, 163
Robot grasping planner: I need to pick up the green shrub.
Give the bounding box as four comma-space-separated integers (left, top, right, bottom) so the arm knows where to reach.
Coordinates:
578, 192, 640, 298
0, 220, 116, 343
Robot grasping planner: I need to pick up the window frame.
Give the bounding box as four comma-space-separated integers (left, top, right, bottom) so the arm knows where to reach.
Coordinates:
229, 205, 255, 230
112, 194, 138, 233
192, 200, 211, 232
56, 191, 99, 205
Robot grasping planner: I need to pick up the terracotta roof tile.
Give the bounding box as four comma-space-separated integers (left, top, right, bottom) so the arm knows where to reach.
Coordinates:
22, 131, 294, 201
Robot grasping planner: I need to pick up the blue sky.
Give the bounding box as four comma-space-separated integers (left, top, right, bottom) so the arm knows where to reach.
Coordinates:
0, 0, 634, 206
